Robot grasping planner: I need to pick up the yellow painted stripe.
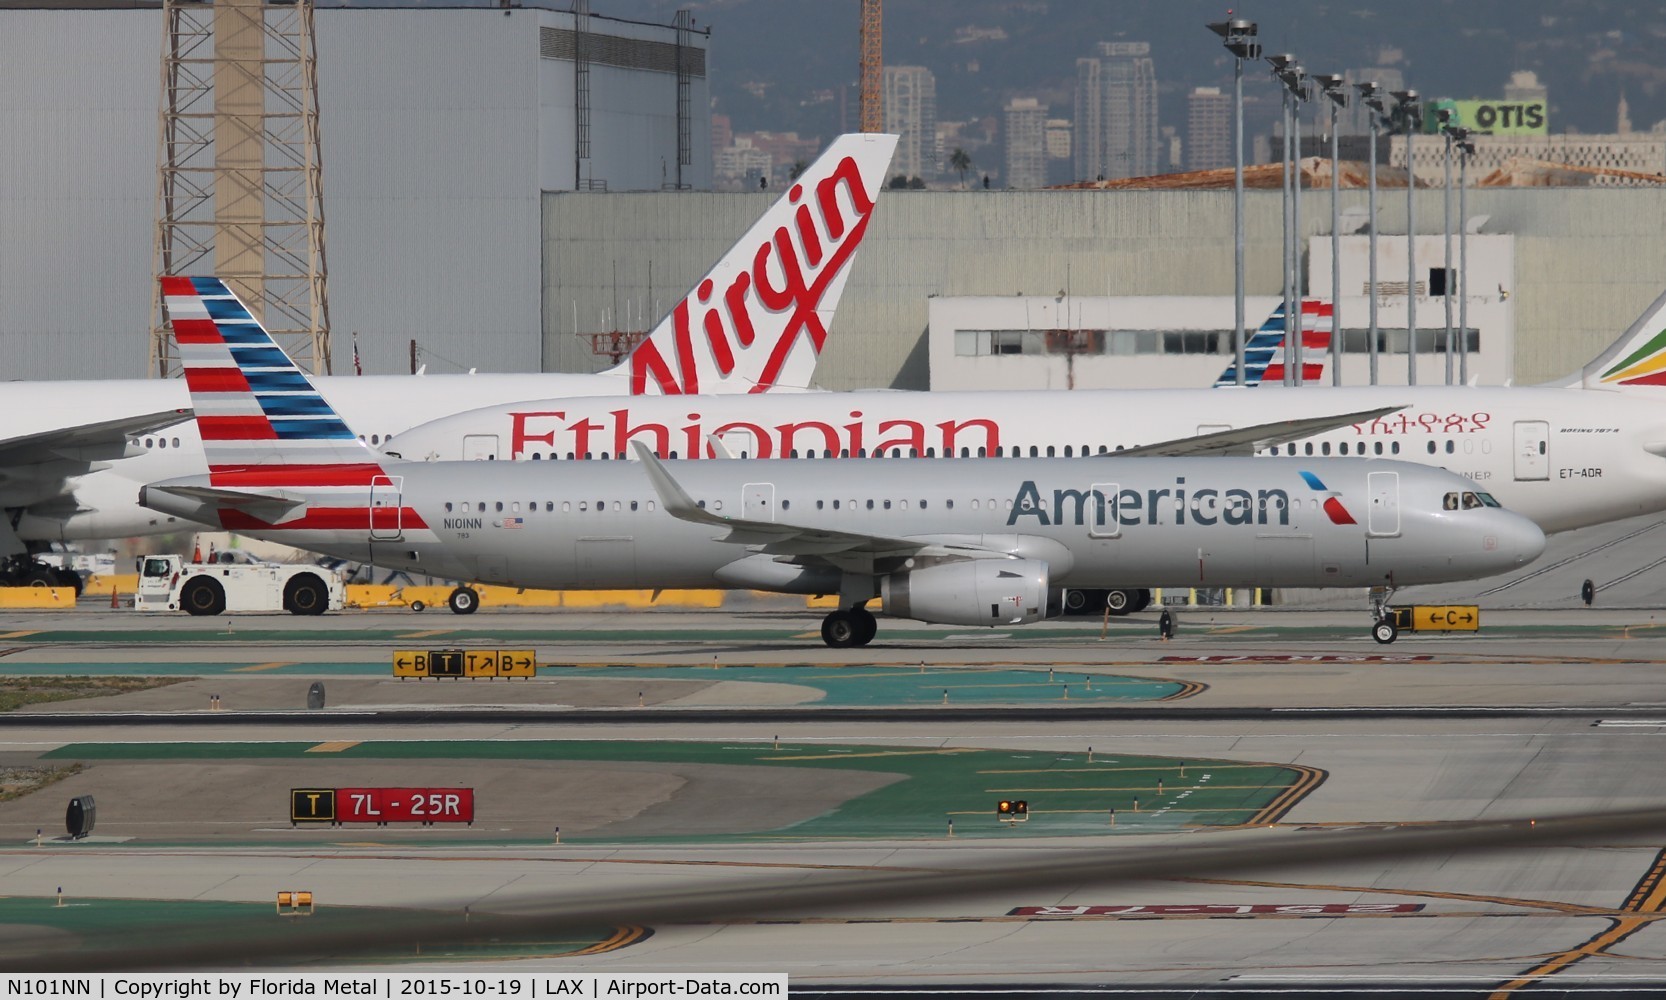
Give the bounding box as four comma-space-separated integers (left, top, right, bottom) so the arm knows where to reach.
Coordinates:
306, 741, 360, 753
397, 630, 453, 640
0, 630, 40, 639
1207, 625, 1261, 635
573, 925, 650, 956
230, 661, 296, 673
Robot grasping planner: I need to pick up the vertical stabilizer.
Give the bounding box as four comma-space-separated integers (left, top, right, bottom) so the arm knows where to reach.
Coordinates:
607, 132, 898, 395
1214, 299, 1333, 387
1579, 286, 1666, 389
160, 276, 378, 486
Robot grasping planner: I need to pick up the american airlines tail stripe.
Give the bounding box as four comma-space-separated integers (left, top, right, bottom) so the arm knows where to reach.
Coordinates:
207, 463, 389, 487
218, 506, 430, 532
199, 415, 279, 441
183, 367, 252, 393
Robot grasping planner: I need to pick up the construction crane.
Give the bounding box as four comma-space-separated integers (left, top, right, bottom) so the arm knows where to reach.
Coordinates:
858, 0, 882, 133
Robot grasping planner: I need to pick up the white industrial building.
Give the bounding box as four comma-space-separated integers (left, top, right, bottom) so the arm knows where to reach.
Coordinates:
0, 1, 710, 379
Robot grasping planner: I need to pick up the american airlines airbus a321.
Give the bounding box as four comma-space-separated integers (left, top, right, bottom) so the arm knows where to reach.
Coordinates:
0, 133, 896, 589
138, 279, 1543, 646
385, 292, 1666, 616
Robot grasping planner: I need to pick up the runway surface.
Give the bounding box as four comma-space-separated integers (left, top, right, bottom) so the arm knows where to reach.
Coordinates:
4, 604, 1666, 994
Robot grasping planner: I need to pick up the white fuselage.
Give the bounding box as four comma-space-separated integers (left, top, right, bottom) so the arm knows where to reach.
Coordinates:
384, 384, 1666, 536
140, 457, 1545, 596
16, 380, 1666, 543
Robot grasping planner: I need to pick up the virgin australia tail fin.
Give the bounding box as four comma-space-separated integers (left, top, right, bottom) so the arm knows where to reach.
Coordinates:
1213, 299, 1333, 386
1576, 286, 1666, 389
159, 276, 383, 487
605, 132, 898, 395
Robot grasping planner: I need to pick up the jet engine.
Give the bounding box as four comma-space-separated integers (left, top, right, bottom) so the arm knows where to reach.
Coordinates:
881, 558, 1057, 627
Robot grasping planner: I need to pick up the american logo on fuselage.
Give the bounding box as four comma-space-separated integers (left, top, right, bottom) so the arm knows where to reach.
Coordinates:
628, 155, 876, 396
1006, 473, 1354, 529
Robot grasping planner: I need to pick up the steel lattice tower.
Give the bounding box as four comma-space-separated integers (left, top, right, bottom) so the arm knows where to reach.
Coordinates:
858, 0, 883, 133
150, 0, 332, 378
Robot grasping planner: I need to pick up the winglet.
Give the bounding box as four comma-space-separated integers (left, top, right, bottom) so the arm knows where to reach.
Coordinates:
631, 442, 726, 526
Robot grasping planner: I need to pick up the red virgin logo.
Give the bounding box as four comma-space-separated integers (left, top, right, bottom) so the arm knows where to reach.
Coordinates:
629, 154, 876, 395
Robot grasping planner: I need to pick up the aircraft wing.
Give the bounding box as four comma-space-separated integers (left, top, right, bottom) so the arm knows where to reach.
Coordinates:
632, 443, 1013, 567
1110, 405, 1406, 457
0, 408, 192, 467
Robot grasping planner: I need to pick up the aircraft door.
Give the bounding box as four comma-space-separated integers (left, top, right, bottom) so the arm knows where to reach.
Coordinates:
1089, 483, 1120, 538
463, 435, 498, 461
369, 475, 403, 540
1367, 471, 1400, 536
743, 483, 775, 521
1513, 421, 1549, 481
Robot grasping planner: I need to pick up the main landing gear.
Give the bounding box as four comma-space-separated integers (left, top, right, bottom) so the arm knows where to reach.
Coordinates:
821, 606, 877, 648
1369, 586, 1398, 644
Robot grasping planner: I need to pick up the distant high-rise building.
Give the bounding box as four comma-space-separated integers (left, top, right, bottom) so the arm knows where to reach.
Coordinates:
884, 65, 938, 179
1073, 41, 1158, 181
1186, 86, 1230, 171
1003, 97, 1048, 189
1505, 70, 1548, 103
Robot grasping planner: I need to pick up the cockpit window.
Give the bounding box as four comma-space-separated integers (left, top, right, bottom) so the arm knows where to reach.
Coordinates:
1476, 492, 1502, 508
1443, 492, 1459, 511
1462, 491, 1482, 509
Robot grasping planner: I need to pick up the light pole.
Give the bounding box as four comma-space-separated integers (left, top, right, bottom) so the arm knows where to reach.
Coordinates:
1392, 89, 1420, 385
1359, 82, 1385, 385
1270, 55, 1306, 385
1452, 128, 1475, 384
1316, 74, 1347, 386
1438, 107, 1456, 384
1207, 19, 1260, 387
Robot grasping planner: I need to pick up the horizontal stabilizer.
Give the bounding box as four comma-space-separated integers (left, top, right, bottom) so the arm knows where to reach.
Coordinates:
149, 483, 305, 521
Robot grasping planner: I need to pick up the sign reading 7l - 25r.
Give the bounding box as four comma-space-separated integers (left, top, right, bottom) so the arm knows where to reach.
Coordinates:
392, 648, 536, 678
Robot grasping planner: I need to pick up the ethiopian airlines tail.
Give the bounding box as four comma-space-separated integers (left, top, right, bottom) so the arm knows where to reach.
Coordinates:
1576, 286, 1666, 390
154, 277, 415, 534
605, 132, 898, 396
1213, 299, 1333, 387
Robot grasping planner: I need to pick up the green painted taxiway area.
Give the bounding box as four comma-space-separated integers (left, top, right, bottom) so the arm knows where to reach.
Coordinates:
45, 740, 1316, 840
0, 662, 1195, 705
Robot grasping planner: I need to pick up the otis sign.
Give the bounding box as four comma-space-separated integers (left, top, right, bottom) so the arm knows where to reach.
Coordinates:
629, 153, 878, 396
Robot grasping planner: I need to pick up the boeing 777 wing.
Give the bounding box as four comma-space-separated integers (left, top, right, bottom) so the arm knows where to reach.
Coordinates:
1109, 405, 1406, 457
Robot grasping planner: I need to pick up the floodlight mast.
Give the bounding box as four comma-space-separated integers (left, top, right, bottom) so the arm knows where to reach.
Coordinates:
1358, 81, 1385, 384
1269, 54, 1307, 385
1392, 89, 1421, 385
1315, 74, 1347, 386
1207, 18, 1259, 386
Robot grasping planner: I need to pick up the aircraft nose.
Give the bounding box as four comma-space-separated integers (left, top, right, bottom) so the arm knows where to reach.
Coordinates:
1497, 514, 1546, 568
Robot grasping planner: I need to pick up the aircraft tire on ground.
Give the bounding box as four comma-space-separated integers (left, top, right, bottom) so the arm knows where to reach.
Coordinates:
1372, 618, 1399, 644
852, 607, 878, 646
180, 576, 226, 617
1131, 588, 1153, 612
821, 610, 862, 648
1105, 589, 1139, 616
448, 586, 480, 615
283, 574, 330, 616
1062, 589, 1104, 615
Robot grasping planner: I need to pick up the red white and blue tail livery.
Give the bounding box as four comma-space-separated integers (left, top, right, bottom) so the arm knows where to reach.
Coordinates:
1213, 299, 1334, 387
154, 276, 430, 541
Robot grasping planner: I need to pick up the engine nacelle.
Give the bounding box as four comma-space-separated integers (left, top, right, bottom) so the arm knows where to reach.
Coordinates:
881, 558, 1054, 627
